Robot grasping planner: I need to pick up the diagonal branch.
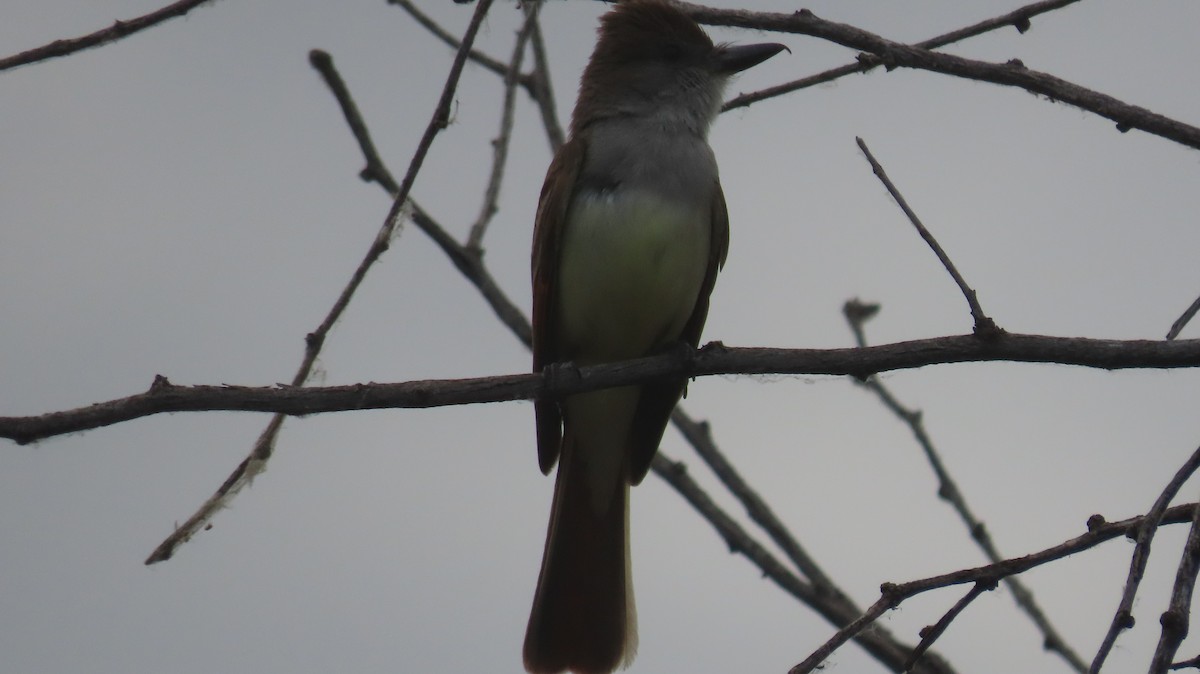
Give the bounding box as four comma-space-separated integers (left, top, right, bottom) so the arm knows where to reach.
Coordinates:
390, 0, 565, 151
791, 504, 1200, 674
653, 452, 953, 674
856, 137, 998, 336
0, 0, 221, 72
685, 3, 1200, 151
525, 16, 566, 151
1167, 293, 1200, 341
1149, 495, 1200, 673
671, 408, 857, 605
724, 0, 1083, 111
1090, 445, 1200, 672
387, 0, 511, 79
844, 300, 1087, 672
310, 48, 532, 346
466, 1, 540, 250
309, 50, 400, 193
142, 0, 497, 564
906, 581, 998, 672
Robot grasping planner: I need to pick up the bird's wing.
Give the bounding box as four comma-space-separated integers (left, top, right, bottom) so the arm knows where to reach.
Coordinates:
531, 136, 587, 475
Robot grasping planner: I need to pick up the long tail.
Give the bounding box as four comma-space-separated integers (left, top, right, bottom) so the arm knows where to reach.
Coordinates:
523, 427, 636, 674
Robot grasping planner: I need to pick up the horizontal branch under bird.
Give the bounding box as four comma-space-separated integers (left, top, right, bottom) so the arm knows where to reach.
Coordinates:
5, 333, 1200, 445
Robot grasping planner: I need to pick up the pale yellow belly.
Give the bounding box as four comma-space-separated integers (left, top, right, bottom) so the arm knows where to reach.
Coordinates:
555, 190, 711, 364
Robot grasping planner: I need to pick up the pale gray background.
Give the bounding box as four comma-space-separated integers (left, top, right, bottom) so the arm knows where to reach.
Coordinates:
4, 1, 1200, 672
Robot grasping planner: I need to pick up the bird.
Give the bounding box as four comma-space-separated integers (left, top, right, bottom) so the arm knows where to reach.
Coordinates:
524, 2, 785, 673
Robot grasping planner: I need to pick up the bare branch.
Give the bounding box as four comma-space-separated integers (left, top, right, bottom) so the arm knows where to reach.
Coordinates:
724, 0, 1083, 111
1091, 446, 1200, 672
1172, 655, 1200, 671
7, 334, 1200, 446
843, 300, 1087, 672
412, 204, 533, 346
792, 504, 1200, 674
526, 16, 566, 151
309, 50, 400, 194
466, 2, 540, 250
310, 48, 532, 347
671, 408, 855, 603
856, 138, 998, 336
906, 581, 997, 672
0, 0, 220, 72
1150, 499, 1200, 673
652, 453, 954, 674
685, 4, 1200, 151
388, 0, 511, 79
143, 0, 498, 564
389, 0, 566, 151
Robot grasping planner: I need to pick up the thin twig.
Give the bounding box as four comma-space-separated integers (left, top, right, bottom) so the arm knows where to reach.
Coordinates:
672, 408, 954, 670
0, 0, 220, 72
724, 0, 1082, 111
526, 16, 565, 151
792, 504, 1200, 674
388, 0, 511, 79
412, 204, 533, 345
143, 0, 497, 564
906, 581, 997, 672
652, 453, 953, 674
391, 0, 566, 151
310, 50, 532, 344
466, 2, 539, 250
685, 4, 1200, 151
671, 408, 855, 603
856, 137, 999, 336
789, 591, 900, 674
1090, 446, 1200, 673
1149, 496, 1200, 673
843, 299, 1087, 672
309, 50, 400, 193
1167, 294, 1200, 340
1172, 655, 1200, 671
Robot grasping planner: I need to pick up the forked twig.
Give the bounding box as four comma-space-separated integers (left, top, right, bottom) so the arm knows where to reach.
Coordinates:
906, 581, 997, 672
843, 299, 1087, 672
724, 0, 1082, 111
791, 504, 1200, 674
1090, 445, 1200, 672
387, 0, 511, 79
389, 0, 565, 151
688, 4, 1200, 151
671, 408, 855, 604
1149, 497, 1200, 673
653, 452, 952, 674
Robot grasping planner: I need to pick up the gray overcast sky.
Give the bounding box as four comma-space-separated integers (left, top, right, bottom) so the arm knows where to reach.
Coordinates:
4, 1, 1200, 673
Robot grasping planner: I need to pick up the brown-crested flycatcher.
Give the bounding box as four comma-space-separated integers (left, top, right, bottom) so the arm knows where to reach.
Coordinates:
525, 2, 785, 672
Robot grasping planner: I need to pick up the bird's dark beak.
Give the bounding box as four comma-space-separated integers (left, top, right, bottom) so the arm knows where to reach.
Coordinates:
715, 42, 789, 75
